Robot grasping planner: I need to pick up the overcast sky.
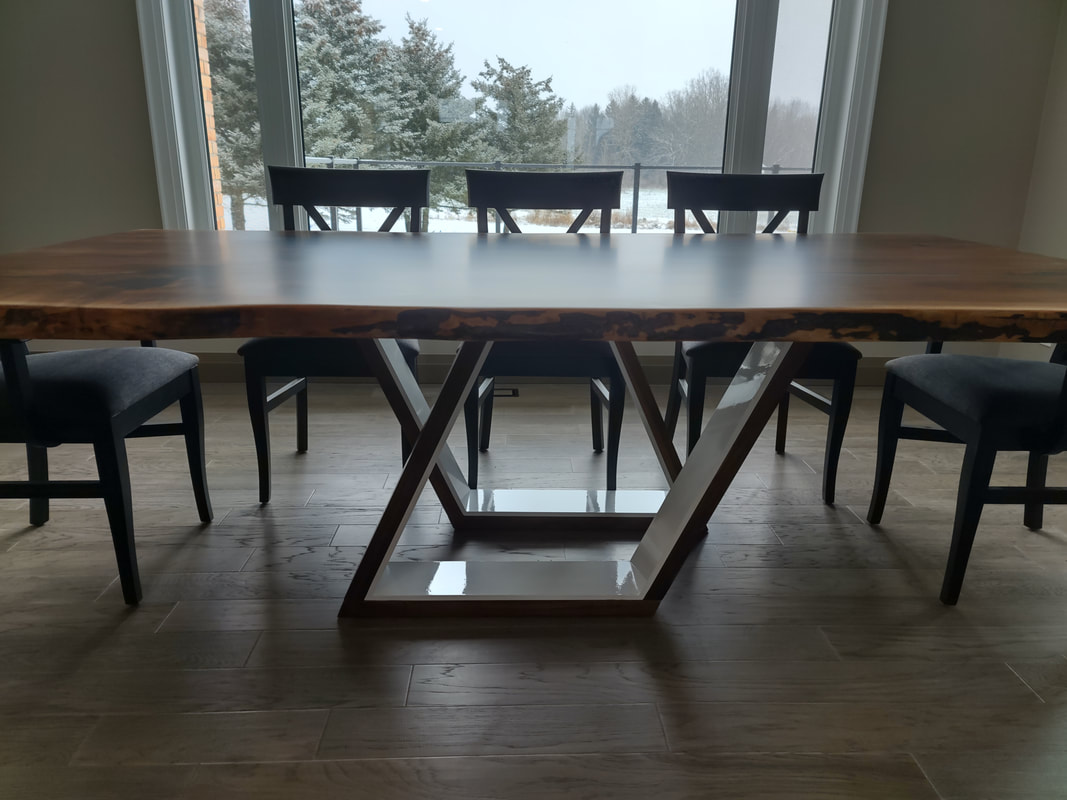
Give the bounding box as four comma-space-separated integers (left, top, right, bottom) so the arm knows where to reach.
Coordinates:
360, 0, 832, 109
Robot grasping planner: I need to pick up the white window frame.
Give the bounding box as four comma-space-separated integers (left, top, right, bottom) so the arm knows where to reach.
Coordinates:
137, 0, 886, 234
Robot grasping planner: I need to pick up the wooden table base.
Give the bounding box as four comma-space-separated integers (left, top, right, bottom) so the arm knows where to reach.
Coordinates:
338, 340, 813, 617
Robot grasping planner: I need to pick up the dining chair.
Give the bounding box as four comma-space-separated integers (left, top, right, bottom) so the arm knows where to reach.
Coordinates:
464, 168, 625, 490
867, 344, 1067, 604
240, 165, 429, 504
0, 340, 212, 604
662, 171, 859, 505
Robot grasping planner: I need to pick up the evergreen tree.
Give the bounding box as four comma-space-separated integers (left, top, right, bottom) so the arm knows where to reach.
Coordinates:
472, 58, 567, 164
294, 0, 386, 160
204, 0, 261, 230
387, 16, 490, 204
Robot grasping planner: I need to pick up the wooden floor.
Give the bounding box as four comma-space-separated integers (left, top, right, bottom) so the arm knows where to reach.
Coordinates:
2, 380, 1067, 799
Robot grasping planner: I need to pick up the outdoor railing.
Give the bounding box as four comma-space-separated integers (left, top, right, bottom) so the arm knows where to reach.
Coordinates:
303, 156, 808, 233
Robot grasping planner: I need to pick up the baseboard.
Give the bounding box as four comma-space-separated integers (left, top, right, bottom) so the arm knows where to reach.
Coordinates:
193, 352, 891, 387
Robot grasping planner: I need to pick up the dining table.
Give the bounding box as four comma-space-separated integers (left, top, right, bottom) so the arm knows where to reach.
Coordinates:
2, 229, 1066, 617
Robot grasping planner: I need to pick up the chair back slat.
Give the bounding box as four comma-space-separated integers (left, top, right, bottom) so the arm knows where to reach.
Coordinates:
466, 170, 623, 234
267, 166, 431, 232
666, 172, 824, 234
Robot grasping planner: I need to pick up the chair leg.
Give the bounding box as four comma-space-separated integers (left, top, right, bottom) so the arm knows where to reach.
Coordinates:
26, 444, 49, 526
775, 392, 790, 454
822, 366, 856, 506
465, 387, 480, 490
605, 374, 625, 491
590, 380, 605, 454
663, 343, 684, 440
479, 381, 494, 452
866, 376, 905, 525
1024, 451, 1049, 530
94, 432, 141, 605
179, 370, 213, 523
296, 383, 309, 453
244, 371, 272, 505
685, 363, 707, 455
940, 439, 997, 605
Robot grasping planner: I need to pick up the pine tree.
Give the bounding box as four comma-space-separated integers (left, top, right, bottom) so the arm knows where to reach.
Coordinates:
472, 58, 567, 164
294, 0, 386, 160
385, 16, 491, 204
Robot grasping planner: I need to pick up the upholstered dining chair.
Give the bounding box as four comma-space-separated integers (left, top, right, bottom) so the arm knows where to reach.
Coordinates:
662, 171, 859, 505
240, 165, 429, 504
0, 340, 212, 604
867, 344, 1067, 605
463, 169, 625, 490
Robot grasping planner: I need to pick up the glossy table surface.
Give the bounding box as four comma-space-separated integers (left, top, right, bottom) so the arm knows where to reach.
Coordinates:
2, 229, 1067, 343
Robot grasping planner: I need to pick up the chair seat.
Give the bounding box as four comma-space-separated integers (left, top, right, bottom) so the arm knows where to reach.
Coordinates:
888, 354, 1067, 440
480, 341, 621, 379
0, 348, 198, 439
239, 337, 419, 377
681, 341, 860, 378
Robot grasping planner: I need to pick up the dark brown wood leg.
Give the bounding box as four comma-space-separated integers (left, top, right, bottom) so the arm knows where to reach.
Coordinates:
26, 444, 49, 526
775, 393, 789, 454
940, 439, 996, 605
605, 374, 625, 491
244, 371, 272, 505
822, 364, 856, 506
296, 383, 308, 453
1024, 451, 1049, 530
590, 379, 605, 454
465, 387, 480, 490
94, 431, 141, 605
180, 370, 213, 523
685, 362, 706, 456
663, 343, 684, 441
867, 375, 904, 525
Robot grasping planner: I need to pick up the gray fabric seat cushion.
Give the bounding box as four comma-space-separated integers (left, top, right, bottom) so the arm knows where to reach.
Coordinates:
239, 338, 419, 377
480, 341, 621, 379
888, 354, 1067, 434
681, 341, 860, 378
0, 347, 198, 437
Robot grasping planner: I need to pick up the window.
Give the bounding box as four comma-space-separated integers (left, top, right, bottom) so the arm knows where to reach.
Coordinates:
138, 0, 887, 234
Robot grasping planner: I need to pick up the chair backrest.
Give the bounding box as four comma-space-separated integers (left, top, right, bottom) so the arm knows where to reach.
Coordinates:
666, 172, 824, 234
465, 170, 623, 235
267, 165, 431, 232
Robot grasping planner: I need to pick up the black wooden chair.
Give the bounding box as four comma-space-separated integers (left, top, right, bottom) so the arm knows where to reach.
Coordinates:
0, 340, 212, 604
662, 171, 859, 504
867, 344, 1067, 605
464, 169, 625, 490
240, 165, 428, 503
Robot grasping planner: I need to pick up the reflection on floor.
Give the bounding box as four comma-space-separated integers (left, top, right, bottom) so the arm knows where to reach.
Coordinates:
1, 381, 1066, 799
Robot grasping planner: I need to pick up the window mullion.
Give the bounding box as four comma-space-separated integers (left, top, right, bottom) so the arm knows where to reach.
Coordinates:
721, 0, 778, 233
248, 1, 304, 231
136, 0, 215, 230
811, 0, 888, 233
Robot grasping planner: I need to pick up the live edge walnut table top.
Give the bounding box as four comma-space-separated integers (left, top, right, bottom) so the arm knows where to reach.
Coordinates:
4, 229, 1067, 617
1, 229, 1066, 345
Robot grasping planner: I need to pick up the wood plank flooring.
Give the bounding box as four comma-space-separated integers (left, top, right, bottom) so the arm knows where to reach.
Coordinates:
3, 380, 1067, 799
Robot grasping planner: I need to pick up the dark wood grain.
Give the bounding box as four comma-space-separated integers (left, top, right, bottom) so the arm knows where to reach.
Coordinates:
2, 230, 1067, 342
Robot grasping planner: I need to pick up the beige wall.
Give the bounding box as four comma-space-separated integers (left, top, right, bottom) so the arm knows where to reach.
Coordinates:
0, 0, 161, 254
1020, 4, 1067, 258
858, 0, 1061, 248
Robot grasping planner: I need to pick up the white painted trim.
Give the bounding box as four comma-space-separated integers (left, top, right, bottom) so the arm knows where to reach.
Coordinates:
135, 0, 215, 230
248, 1, 304, 231
721, 0, 780, 233
811, 0, 888, 233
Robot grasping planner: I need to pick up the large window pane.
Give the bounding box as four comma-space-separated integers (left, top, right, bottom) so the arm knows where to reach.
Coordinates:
292, 0, 737, 231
